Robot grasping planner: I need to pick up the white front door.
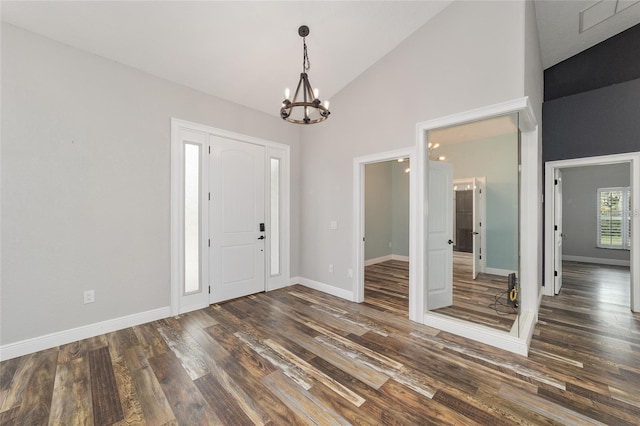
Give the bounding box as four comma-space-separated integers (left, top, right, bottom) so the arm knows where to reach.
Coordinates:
554, 169, 564, 295
472, 177, 482, 279
427, 161, 454, 310
210, 136, 266, 303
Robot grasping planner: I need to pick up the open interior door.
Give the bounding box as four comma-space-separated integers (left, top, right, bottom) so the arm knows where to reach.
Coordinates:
427, 161, 454, 310
472, 177, 482, 279
554, 169, 564, 294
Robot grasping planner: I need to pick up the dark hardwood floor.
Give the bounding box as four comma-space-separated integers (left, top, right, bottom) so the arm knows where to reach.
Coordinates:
433, 252, 517, 332
1, 261, 639, 424
365, 256, 517, 332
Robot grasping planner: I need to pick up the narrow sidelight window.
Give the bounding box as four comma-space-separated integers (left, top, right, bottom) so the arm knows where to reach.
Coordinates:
184, 143, 201, 293
270, 158, 281, 276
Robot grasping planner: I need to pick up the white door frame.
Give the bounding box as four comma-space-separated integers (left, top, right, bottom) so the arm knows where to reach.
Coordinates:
353, 147, 417, 317
170, 118, 291, 316
544, 152, 640, 312
416, 97, 539, 356
453, 177, 487, 275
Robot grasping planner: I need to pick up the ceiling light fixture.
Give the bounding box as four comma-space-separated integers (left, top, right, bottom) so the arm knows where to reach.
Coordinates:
427, 142, 445, 161
281, 26, 330, 124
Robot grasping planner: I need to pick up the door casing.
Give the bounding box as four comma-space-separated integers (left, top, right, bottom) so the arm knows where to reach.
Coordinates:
544, 153, 640, 312
170, 118, 290, 316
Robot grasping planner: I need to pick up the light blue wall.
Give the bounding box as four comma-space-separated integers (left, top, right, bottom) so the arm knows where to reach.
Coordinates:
440, 132, 519, 271
365, 162, 392, 260
365, 161, 410, 260
391, 161, 410, 257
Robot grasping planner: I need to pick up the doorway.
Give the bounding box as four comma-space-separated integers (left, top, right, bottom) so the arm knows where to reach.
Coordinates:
353, 147, 417, 318
170, 119, 291, 315
544, 153, 640, 312
362, 158, 411, 316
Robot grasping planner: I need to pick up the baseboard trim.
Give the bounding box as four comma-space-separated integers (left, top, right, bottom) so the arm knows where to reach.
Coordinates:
364, 254, 409, 266
293, 277, 354, 302
424, 311, 529, 356
364, 255, 392, 266
562, 255, 630, 267
485, 267, 517, 276
0, 306, 171, 361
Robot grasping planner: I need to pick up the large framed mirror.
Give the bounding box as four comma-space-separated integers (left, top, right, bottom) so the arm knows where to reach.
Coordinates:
414, 98, 539, 356
426, 112, 520, 335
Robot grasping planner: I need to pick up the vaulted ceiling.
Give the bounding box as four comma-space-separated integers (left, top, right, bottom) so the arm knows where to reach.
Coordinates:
2, 1, 640, 117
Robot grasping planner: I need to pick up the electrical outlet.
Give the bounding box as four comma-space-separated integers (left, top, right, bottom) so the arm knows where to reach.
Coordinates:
84, 290, 95, 304
329, 264, 334, 273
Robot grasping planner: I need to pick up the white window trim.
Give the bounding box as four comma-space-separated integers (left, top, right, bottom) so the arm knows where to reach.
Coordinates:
597, 186, 631, 250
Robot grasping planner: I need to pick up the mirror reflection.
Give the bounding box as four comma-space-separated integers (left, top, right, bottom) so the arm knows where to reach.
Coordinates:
426, 113, 520, 334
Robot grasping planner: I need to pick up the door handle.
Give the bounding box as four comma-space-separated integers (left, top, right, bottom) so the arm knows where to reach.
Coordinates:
258, 235, 265, 240
472, 232, 479, 235
448, 239, 454, 245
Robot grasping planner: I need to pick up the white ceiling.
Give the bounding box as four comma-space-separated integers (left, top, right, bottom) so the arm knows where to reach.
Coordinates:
535, 0, 640, 68
2, 1, 640, 117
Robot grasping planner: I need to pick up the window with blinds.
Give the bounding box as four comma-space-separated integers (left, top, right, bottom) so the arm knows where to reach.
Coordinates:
597, 187, 631, 249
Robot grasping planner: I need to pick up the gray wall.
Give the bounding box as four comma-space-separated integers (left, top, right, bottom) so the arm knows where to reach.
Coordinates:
1, 24, 300, 345
561, 164, 631, 262
299, 0, 531, 290
543, 78, 640, 162
441, 133, 519, 271
364, 161, 410, 261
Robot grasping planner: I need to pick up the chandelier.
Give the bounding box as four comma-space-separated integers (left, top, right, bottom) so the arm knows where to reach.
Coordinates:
281, 25, 330, 124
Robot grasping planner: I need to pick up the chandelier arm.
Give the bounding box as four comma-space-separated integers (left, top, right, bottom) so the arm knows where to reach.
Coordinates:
281, 25, 330, 124
292, 74, 304, 104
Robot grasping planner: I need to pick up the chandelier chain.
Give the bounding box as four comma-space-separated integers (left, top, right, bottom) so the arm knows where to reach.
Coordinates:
303, 38, 310, 72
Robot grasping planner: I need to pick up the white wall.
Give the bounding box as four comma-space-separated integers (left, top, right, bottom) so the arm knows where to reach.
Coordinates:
299, 0, 526, 291
0, 24, 300, 345
524, 0, 544, 296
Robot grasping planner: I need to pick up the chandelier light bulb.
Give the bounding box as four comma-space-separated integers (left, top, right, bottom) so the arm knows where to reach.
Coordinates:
324, 100, 330, 109
313, 88, 319, 99
284, 88, 290, 100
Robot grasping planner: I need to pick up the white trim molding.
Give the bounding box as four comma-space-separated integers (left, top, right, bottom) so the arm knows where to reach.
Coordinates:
562, 255, 630, 267
416, 97, 540, 355
485, 267, 518, 276
170, 118, 291, 316
353, 147, 417, 313
295, 277, 355, 302
0, 307, 170, 361
544, 152, 640, 313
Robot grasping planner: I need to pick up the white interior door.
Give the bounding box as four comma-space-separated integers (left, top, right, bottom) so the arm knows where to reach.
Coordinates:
554, 169, 564, 294
210, 136, 266, 303
472, 177, 482, 279
427, 161, 454, 310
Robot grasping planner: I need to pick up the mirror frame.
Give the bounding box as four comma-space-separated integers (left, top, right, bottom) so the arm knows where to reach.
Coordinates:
414, 97, 539, 356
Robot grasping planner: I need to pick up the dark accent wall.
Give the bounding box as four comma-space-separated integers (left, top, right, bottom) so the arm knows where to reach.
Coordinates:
544, 23, 640, 101
542, 78, 640, 162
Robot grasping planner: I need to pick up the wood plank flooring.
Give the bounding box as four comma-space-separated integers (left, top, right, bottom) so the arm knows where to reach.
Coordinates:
1, 261, 639, 424
434, 252, 517, 332
365, 256, 517, 332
